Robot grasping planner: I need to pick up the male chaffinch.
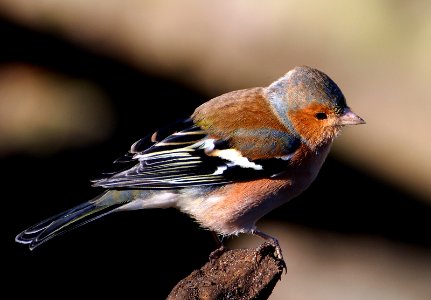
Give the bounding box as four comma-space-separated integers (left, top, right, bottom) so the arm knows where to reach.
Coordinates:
16, 66, 365, 257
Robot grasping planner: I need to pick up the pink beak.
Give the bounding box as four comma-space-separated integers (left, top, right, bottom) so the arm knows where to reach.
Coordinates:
338, 108, 366, 125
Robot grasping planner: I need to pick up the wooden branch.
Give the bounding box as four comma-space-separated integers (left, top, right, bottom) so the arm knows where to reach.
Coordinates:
167, 242, 286, 300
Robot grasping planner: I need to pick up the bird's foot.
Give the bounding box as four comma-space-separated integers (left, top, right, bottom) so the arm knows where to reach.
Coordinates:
209, 245, 226, 263
253, 229, 287, 273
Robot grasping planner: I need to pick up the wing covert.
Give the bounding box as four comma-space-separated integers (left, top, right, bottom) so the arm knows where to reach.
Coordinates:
92, 119, 300, 189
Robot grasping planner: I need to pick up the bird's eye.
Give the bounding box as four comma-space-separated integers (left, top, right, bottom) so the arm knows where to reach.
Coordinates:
315, 112, 327, 120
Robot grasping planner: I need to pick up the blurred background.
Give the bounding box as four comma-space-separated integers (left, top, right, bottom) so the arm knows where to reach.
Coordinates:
1, 1, 430, 299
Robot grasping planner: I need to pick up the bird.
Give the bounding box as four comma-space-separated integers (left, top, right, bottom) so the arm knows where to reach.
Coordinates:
15, 66, 365, 259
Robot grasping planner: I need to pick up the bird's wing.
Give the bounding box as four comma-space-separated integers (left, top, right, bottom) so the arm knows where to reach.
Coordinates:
92, 118, 300, 189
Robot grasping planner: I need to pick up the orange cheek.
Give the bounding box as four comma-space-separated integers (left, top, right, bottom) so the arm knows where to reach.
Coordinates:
287, 102, 331, 144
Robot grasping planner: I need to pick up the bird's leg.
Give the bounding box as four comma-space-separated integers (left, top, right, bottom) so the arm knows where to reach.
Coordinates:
253, 229, 287, 272
253, 229, 283, 259
209, 232, 226, 262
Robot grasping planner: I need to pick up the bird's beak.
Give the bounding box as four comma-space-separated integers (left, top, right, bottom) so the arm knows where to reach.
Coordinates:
338, 108, 366, 125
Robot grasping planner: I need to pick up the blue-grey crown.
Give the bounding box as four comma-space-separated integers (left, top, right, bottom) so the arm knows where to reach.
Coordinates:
289, 66, 347, 113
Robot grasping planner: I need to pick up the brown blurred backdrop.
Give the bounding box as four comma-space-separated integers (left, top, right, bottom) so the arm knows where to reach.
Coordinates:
1, 1, 430, 299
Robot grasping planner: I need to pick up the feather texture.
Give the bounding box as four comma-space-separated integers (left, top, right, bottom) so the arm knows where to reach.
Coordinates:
92, 117, 299, 189
15, 66, 365, 252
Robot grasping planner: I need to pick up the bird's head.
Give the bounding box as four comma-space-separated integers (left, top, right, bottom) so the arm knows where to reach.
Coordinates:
265, 66, 365, 149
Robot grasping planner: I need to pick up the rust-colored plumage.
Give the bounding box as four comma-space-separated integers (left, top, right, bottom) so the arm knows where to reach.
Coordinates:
193, 88, 292, 159
16, 66, 364, 259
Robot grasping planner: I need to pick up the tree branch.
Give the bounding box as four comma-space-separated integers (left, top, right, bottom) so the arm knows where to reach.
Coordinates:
167, 242, 286, 300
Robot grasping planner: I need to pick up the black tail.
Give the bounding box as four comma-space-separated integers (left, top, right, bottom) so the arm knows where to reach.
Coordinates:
15, 192, 124, 250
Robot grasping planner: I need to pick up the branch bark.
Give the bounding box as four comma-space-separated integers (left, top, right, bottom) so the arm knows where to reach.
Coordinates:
167, 242, 286, 300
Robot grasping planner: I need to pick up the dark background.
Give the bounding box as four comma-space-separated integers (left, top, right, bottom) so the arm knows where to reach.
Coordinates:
2, 18, 430, 299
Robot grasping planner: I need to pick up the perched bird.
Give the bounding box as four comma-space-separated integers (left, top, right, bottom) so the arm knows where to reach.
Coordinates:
15, 66, 365, 257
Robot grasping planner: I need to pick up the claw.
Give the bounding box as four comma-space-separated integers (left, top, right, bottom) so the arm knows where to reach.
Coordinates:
209, 245, 226, 262
253, 229, 287, 273
209, 232, 226, 263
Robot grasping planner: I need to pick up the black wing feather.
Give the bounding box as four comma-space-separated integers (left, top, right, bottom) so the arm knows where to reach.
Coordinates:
92, 118, 297, 189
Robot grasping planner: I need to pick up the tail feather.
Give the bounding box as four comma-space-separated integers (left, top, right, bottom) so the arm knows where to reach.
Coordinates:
15, 191, 126, 250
